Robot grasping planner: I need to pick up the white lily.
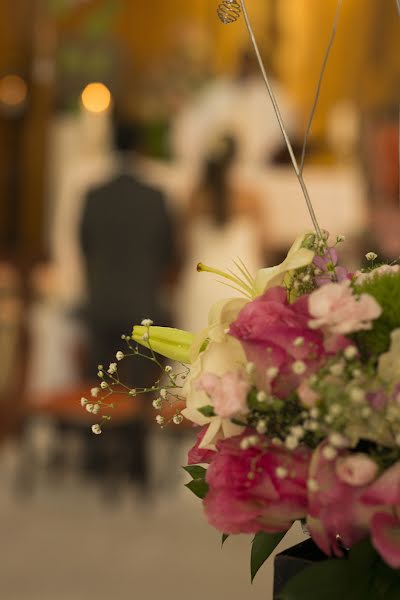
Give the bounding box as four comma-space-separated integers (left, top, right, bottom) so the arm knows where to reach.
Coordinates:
252, 232, 315, 297
182, 296, 249, 449
181, 333, 247, 449
197, 233, 315, 302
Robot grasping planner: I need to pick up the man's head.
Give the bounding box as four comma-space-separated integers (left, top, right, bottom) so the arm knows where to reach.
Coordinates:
112, 113, 142, 155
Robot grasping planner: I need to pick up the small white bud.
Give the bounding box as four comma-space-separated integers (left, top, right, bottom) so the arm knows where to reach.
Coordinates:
141, 319, 153, 327
97, 371, 104, 378
86, 403, 94, 413
350, 388, 365, 403
266, 366, 278, 380
129, 389, 137, 397
310, 408, 319, 419
271, 437, 283, 446
107, 362, 117, 375
322, 445, 337, 461
344, 346, 357, 360
91, 404, 100, 415
302, 274, 311, 283
329, 403, 342, 416
92, 424, 102, 435
365, 252, 378, 261
336, 234, 345, 243
330, 363, 344, 376
155, 415, 164, 425
142, 333, 149, 341
165, 365, 172, 373
173, 414, 183, 425
307, 478, 319, 492
361, 406, 372, 418
305, 420, 318, 432
90, 387, 100, 398
152, 398, 162, 409
100, 381, 108, 390
80, 397, 89, 407
329, 433, 349, 448
116, 351, 124, 361
256, 420, 267, 434
160, 389, 167, 399
293, 337, 305, 347
292, 360, 306, 375
256, 390, 267, 402
291, 426, 305, 439
246, 362, 255, 375
240, 438, 250, 450
246, 435, 259, 447
276, 467, 288, 479
285, 435, 299, 450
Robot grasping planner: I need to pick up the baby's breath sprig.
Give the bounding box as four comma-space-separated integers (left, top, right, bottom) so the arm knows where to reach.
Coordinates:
82, 320, 188, 434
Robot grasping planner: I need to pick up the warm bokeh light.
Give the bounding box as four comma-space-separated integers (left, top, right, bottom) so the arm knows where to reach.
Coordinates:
80, 82, 112, 113
0, 74, 27, 107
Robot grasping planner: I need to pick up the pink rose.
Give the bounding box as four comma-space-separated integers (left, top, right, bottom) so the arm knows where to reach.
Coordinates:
196, 371, 250, 419
187, 426, 216, 465
229, 287, 343, 398
361, 462, 400, 568
309, 280, 381, 335
204, 433, 311, 534
307, 444, 376, 557
307, 444, 400, 569
336, 454, 378, 487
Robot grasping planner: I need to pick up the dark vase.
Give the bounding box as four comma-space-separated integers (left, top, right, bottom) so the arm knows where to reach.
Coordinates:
273, 538, 327, 599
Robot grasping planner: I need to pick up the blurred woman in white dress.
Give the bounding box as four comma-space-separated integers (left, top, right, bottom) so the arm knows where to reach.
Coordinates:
176, 135, 266, 333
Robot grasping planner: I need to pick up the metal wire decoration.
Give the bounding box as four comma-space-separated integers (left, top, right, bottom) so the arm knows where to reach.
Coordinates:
227, 0, 344, 240
217, 0, 241, 24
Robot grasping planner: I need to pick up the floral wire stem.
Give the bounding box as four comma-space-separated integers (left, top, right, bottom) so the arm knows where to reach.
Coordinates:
299, 0, 343, 174
239, 0, 323, 241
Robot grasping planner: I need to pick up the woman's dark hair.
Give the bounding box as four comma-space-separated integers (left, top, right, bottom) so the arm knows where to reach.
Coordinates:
201, 135, 237, 227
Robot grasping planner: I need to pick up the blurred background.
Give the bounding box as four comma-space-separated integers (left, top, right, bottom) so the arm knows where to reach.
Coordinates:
0, 1, 398, 598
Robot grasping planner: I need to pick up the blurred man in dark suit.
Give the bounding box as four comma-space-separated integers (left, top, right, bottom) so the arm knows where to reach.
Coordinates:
79, 116, 176, 495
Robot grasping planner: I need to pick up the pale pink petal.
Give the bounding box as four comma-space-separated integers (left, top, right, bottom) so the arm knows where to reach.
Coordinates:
370, 512, 400, 569
361, 462, 400, 506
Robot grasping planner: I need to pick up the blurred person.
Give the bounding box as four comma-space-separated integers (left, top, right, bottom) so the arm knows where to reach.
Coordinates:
170, 49, 297, 171
79, 116, 176, 493
25, 262, 82, 400
176, 134, 266, 333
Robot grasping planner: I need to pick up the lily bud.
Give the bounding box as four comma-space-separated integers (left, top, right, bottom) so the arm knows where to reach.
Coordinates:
132, 326, 194, 364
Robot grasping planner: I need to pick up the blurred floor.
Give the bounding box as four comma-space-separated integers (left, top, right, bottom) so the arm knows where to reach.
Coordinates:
0, 427, 304, 600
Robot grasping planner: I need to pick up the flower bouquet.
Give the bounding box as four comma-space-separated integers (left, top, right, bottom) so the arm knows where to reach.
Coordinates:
82, 1, 400, 597
85, 237, 400, 598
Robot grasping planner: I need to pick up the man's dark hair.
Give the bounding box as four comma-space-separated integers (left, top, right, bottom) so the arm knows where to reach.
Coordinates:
112, 113, 142, 154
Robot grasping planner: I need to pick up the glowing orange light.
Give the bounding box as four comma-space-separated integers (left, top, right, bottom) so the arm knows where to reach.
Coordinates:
0, 75, 27, 107
81, 82, 112, 113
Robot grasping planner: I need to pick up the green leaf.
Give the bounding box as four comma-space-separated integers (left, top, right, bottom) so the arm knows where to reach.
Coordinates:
185, 479, 209, 499
182, 465, 207, 479
197, 405, 215, 417
222, 533, 229, 547
251, 531, 287, 582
